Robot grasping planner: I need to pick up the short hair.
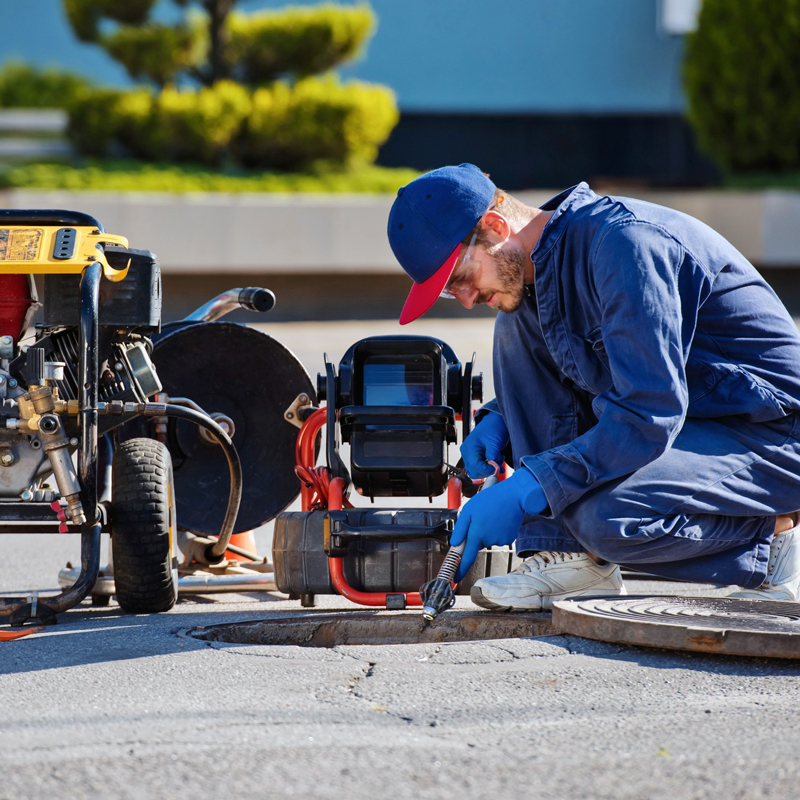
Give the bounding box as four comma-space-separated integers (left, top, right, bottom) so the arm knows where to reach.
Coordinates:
462, 188, 530, 246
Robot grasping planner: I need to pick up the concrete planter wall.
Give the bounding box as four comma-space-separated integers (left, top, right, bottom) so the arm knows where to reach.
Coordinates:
1, 187, 800, 273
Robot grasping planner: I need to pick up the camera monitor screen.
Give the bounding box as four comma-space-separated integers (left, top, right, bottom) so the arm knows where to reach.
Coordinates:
363, 356, 435, 406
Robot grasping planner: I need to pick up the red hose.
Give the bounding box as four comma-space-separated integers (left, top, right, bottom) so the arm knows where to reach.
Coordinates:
327, 477, 423, 607
295, 408, 333, 511
295, 411, 458, 608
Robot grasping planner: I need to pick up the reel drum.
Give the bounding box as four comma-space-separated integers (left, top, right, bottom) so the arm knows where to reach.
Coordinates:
147, 322, 315, 534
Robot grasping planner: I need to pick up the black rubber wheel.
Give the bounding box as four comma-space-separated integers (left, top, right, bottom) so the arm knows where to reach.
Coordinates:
111, 439, 178, 613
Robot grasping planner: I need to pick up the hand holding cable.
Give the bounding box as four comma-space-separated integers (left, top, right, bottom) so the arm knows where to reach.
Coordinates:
460, 412, 509, 479
449, 467, 548, 581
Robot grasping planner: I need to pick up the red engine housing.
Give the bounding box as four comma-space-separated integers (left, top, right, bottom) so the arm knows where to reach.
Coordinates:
0, 274, 38, 344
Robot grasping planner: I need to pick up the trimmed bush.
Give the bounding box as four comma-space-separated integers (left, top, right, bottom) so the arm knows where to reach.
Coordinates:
63, 0, 157, 42
101, 24, 202, 87
56, 1, 399, 173
156, 81, 252, 164
113, 89, 164, 161
0, 61, 94, 109
67, 77, 396, 171
237, 76, 398, 171
65, 88, 126, 156
66, 82, 252, 166
684, 0, 800, 173
227, 3, 374, 84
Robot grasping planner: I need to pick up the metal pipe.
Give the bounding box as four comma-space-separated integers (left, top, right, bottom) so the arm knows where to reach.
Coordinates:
178, 574, 276, 593
0, 262, 105, 624
46, 260, 104, 616
183, 287, 276, 323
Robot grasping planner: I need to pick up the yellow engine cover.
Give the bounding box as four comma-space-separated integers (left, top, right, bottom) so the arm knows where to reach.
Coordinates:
0, 224, 130, 282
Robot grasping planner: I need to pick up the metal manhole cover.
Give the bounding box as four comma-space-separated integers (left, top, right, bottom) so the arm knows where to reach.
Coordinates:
552, 595, 800, 658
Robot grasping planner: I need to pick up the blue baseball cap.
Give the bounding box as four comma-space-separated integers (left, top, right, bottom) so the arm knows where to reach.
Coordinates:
388, 164, 496, 324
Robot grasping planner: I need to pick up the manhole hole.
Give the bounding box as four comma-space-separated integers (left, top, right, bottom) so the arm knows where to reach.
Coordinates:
191, 610, 555, 647
553, 595, 800, 658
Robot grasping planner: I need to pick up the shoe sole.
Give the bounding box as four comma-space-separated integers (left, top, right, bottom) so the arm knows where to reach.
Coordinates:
727, 589, 799, 601
470, 585, 627, 613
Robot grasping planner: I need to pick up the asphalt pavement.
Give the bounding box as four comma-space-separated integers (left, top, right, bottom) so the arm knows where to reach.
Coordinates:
2, 319, 800, 800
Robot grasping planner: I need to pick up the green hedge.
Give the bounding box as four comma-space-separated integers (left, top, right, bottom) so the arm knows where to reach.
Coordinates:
227, 3, 374, 85
68, 81, 251, 165
0, 159, 421, 194
0, 61, 94, 109
66, 87, 126, 156
63, 0, 157, 42
237, 76, 398, 170
684, 0, 800, 173
100, 23, 201, 87
66, 77, 397, 170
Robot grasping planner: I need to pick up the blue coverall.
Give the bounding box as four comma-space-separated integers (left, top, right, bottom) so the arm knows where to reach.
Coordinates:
491, 183, 800, 589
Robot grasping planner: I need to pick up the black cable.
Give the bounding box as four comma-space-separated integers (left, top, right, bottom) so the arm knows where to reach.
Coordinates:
141, 403, 243, 564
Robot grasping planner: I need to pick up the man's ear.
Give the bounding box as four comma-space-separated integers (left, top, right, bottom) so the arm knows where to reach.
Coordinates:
480, 211, 511, 243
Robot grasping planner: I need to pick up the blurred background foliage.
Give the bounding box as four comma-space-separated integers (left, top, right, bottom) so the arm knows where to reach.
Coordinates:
7, 1, 800, 190
684, 0, 800, 176
1, 0, 401, 182
0, 158, 420, 192
0, 61, 93, 108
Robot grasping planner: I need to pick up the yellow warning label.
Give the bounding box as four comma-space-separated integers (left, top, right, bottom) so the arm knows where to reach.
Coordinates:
0, 228, 42, 261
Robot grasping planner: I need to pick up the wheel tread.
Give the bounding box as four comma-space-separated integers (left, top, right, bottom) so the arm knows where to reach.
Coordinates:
112, 438, 178, 613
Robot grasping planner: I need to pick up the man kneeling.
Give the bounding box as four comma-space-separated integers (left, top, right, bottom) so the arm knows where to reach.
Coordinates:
387, 164, 800, 609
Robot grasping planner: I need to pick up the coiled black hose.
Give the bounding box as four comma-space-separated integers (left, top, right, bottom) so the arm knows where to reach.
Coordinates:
139, 402, 243, 564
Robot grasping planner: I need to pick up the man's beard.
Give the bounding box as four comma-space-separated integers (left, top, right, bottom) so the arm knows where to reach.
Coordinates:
479, 245, 529, 312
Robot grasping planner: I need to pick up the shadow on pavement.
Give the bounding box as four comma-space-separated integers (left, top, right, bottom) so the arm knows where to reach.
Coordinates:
0, 599, 293, 675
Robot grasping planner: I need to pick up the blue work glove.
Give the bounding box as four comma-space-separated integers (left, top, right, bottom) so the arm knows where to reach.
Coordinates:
460, 412, 510, 479
450, 468, 548, 582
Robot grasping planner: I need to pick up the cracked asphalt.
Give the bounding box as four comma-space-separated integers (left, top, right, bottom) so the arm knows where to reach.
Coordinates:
3, 528, 799, 800
2, 321, 800, 799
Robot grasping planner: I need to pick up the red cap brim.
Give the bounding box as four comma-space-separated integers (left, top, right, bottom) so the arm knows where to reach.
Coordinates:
399, 243, 461, 325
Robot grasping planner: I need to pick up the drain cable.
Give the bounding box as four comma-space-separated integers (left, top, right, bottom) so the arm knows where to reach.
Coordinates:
102, 401, 243, 564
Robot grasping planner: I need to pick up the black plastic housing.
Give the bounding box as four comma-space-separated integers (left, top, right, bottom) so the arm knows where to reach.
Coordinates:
339, 405, 456, 496
42, 244, 161, 331
272, 508, 521, 595
336, 336, 460, 497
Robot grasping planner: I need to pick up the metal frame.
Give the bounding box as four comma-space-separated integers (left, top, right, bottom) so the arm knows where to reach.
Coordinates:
296, 409, 464, 610
0, 262, 103, 625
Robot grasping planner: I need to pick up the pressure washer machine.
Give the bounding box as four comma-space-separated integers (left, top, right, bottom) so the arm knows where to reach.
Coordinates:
272, 335, 520, 610
0, 209, 313, 626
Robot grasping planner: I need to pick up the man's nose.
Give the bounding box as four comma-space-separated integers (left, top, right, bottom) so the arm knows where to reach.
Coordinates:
457, 285, 480, 309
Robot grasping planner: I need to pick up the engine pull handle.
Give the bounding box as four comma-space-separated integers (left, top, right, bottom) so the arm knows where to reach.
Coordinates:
237, 287, 276, 313
183, 287, 276, 322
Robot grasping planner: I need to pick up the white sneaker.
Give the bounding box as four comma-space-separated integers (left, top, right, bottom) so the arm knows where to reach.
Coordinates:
470, 551, 626, 612
728, 523, 800, 601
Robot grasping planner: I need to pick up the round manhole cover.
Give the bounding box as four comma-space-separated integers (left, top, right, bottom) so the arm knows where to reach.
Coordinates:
553, 596, 800, 658
191, 610, 554, 647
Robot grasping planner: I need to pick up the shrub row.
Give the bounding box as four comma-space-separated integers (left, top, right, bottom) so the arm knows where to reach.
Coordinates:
0, 61, 94, 109
0, 159, 421, 194
65, 77, 398, 170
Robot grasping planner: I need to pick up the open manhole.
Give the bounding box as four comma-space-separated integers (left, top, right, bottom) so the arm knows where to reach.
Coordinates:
191, 611, 555, 647
553, 595, 800, 659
